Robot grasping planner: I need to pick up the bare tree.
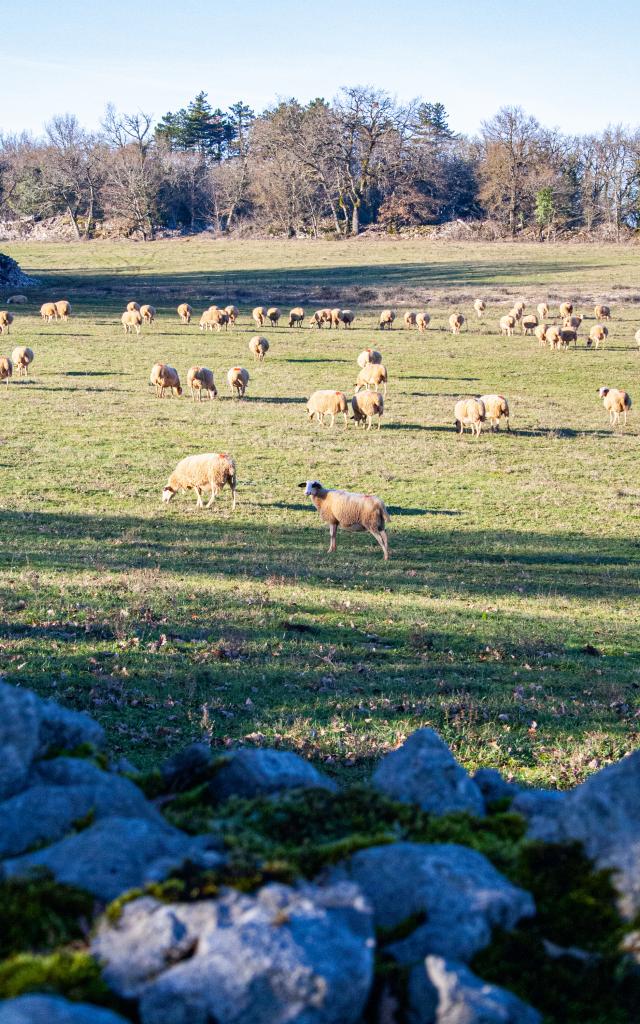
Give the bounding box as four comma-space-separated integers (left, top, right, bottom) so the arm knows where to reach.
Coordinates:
479, 106, 545, 235
99, 105, 160, 239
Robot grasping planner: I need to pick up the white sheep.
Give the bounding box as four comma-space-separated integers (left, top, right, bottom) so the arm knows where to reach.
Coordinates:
473, 299, 486, 318
599, 387, 631, 427
521, 313, 538, 336
588, 325, 608, 350
306, 389, 349, 428
559, 301, 573, 318
127, 301, 141, 312
635, 328, 640, 350
404, 311, 417, 329
267, 307, 281, 327
177, 303, 192, 324
227, 366, 249, 398
357, 348, 382, 369
355, 363, 387, 397
351, 390, 384, 430
0, 355, 12, 386
162, 453, 237, 509
6, 295, 27, 305
563, 314, 582, 332
225, 305, 239, 324
545, 326, 562, 350
379, 309, 395, 330
11, 346, 34, 376
55, 300, 71, 320
186, 366, 217, 401
299, 480, 391, 560
454, 397, 485, 436
0, 311, 14, 334
140, 304, 156, 324
199, 309, 216, 332
288, 307, 305, 327
513, 299, 526, 314
40, 302, 58, 322
330, 308, 342, 329
499, 314, 516, 337
150, 363, 182, 398
479, 394, 510, 431
122, 310, 143, 335
252, 306, 267, 327
534, 324, 548, 347
594, 304, 611, 321
449, 313, 464, 334
537, 302, 549, 320
210, 308, 229, 331
416, 312, 431, 332
249, 336, 269, 362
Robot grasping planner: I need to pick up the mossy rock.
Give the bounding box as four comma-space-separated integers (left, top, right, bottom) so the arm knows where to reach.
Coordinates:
0, 950, 110, 1004
0, 870, 95, 958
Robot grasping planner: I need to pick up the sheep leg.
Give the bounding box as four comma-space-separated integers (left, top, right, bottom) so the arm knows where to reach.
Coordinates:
195, 488, 204, 508
343, 412, 348, 428
328, 413, 335, 428
206, 487, 218, 508
328, 523, 337, 553
370, 528, 389, 560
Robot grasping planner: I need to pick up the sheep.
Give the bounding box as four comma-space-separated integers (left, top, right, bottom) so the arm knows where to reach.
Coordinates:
55, 300, 71, 320
288, 307, 305, 327
227, 366, 249, 398
545, 326, 562, 350
298, 480, 390, 559
522, 313, 539, 336
249, 335, 269, 362
162, 452, 236, 510
499, 314, 516, 336
588, 324, 608, 350
509, 306, 523, 325
211, 309, 229, 331
479, 394, 510, 431
140, 304, 156, 324
0, 355, 12, 386
127, 301, 140, 312
225, 305, 239, 324
150, 363, 182, 398
534, 324, 548, 347
560, 327, 577, 349
449, 313, 465, 334
473, 299, 486, 318
635, 328, 640, 350
379, 309, 395, 330
563, 314, 582, 332
513, 299, 526, 314
338, 309, 355, 328
594, 304, 611, 321
416, 312, 431, 332
122, 310, 143, 335
267, 307, 280, 327
186, 366, 217, 401
454, 397, 485, 436
199, 309, 216, 332
11, 346, 34, 376
351, 390, 384, 430
6, 295, 27, 305
559, 301, 573, 317
252, 306, 267, 328
537, 302, 549, 320
404, 311, 417, 329
330, 308, 342, 329
357, 348, 382, 369
306, 389, 349, 428
40, 302, 58, 322
0, 311, 14, 334
599, 387, 631, 427
177, 303, 192, 324
308, 309, 332, 329
355, 363, 387, 397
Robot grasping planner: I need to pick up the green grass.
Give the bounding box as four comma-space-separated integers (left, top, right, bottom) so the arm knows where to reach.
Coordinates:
1, 239, 639, 784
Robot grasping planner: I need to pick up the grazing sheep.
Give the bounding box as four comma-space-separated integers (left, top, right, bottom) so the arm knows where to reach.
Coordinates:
559, 301, 573, 318
308, 311, 323, 329
306, 389, 349, 428
0, 355, 12, 386
249, 335, 270, 362
225, 305, 239, 324
0, 311, 14, 334
150, 363, 182, 398
537, 302, 549, 320
288, 307, 305, 327
357, 348, 382, 369
11, 346, 34, 376
6, 295, 27, 305
40, 302, 58, 322
186, 366, 217, 401
351, 390, 384, 430
513, 299, 526, 314
330, 308, 342, 329
122, 310, 143, 335
177, 303, 192, 324
227, 366, 249, 398
480, 394, 510, 431
545, 326, 562, 350
509, 306, 523, 326
55, 300, 71, 320
594, 304, 611, 321
449, 313, 465, 334
212, 309, 229, 331
338, 309, 355, 328
267, 307, 280, 327
298, 480, 390, 560
534, 324, 548, 346
127, 301, 141, 312
522, 313, 539, 335
252, 306, 267, 328
588, 324, 608, 349
355, 362, 387, 397
599, 387, 631, 427
560, 327, 577, 349
162, 452, 236, 509
379, 309, 395, 330
404, 311, 417, 329
416, 312, 431, 332
499, 314, 516, 337
140, 304, 156, 324
454, 397, 486, 436
473, 299, 486, 318
199, 309, 216, 331
563, 314, 582, 331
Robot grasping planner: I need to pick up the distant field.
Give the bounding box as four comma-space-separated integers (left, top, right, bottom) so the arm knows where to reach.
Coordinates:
1, 238, 639, 785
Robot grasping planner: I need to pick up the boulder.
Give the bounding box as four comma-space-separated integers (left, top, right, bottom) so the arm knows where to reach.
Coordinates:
93, 882, 374, 1024
0, 995, 128, 1024
510, 790, 567, 844
409, 956, 541, 1024
473, 769, 522, 805
209, 748, 337, 802
327, 843, 534, 964
372, 730, 485, 817
161, 743, 214, 792
37, 699, 105, 757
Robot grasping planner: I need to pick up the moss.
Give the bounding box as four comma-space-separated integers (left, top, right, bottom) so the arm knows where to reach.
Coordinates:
377, 912, 428, 946
0, 950, 110, 1004
42, 743, 108, 771
129, 755, 230, 802
126, 768, 164, 799
0, 870, 95, 958
71, 808, 96, 833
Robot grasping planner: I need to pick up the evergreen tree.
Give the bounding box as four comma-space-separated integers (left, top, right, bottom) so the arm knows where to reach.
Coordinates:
414, 102, 455, 145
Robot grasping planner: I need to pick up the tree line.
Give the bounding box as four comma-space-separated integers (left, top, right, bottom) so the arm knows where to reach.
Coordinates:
1, 88, 639, 240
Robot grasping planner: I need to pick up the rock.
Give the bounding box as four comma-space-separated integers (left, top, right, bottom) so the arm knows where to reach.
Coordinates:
209, 748, 337, 802
372, 730, 485, 817
0, 252, 36, 289
0, 759, 162, 858
0, 995, 129, 1024
161, 743, 214, 792
38, 699, 105, 757
510, 790, 567, 843
473, 769, 522, 805
0, 683, 41, 800
409, 956, 542, 1024
3, 816, 199, 901
327, 843, 534, 964
93, 882, 374, 1024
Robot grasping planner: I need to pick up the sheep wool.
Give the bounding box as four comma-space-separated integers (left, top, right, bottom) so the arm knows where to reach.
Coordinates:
249, 336, 270, 362
594, 304, 611, 320
299, 480, 391, 560
186, 366, 217, 401
122, 310, 143, 335
55, 300, 71, 320
521, 313, 538, 335
454, 398, 486, 436
351, 390, 384, 430
306, 390, 349, 428
339, 309, 355, 328
589, 325, 608, 349
140, 304, 156, 324
0, 311, 14, 334
537, 302, 549, 320
252, 306, 267, 327
0, 356, 13, 385
40, 302, 58, 322
150, 363, 181, 397
163, 453, 237, 509
479, 394, 510, 431
6, 295, 28, 305
267, 307, 280, 326
449, 313, 464, 334
225, 305, 239, 324
500, 314, 516, 336
177, 303, 192, 324
559, 301, 573, 318
473, 299, 486, 318
404, 311, 417, 329
127, 301, 140, 312
355, 363, 387, 396
379, 310, 395, 330
357, 348, 382, 369
288, 307, 305, 327
227, 366, 249, 397
11, 346, 34, 376
416, 312, 430, 331
599, 387, 632, 427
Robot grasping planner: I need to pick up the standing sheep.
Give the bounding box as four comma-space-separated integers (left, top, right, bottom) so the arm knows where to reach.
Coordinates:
357, 348, 382, 368
140, 304, 156, 324
479, 394, 510, 431
288, 307, 305, 327
560, 328, 577, 349
306, 390, 349, 428
534, 324, 548, 346
0, 355, 12, 386
330, 308, 342, 329
252, 306, 267, 328
588, 325, 608, 349
355, 363, 387, 396
227, 366, 249, 398
404, 311, 417, 329
225, 305, 239, 324
499, 314, 516, 337
149, 363, 182, 398
598, 387, 631, 427
127, 302, 140, 312
177, 303, 192, 324
563, 314, 582, 332
40, 302, 58, 322
162, 453, 237, 510
0, 311, 14, 334
454, 398, 486, 436
55, 300, 71, 320
267, 307, 281, 327
594, 304, 611, 321
379, 310, 395, 330
186, 366, 217, 401
537, 302, 549, 320
521, 313, 538, 335
559, 301, 573, 318
299, 480, 391, 560
199, 309, 216, 332
513, 300, 526, 314
6, 295, 28, 305
11, 346, 34, 376
351, 391, 384, 430
473, 299, 486, 318
416, 312, 430, 332
545, 326, 562, 350
449, 313, 465, 334
338, 309, 355, 328
122, 310, 143, 335
249, 336, 270, 362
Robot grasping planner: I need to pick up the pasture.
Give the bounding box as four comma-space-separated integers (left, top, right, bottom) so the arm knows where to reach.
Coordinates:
1, 238, 639, 785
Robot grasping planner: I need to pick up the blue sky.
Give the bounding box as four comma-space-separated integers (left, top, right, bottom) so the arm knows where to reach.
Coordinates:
2, 0, 639, 137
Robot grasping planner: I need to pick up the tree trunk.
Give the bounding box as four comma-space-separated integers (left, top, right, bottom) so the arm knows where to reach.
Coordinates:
67, 204, 81, 241
351, 203, 360, 235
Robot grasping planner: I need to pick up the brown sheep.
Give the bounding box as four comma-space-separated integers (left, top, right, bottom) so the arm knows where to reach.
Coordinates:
351, 390, 384, 430
186, 366, 217, 401
249, 336, 269, 362
11, 346, 34, 376
449, 313, 464, 334
177, 303, 192, 324
560, 328, 577, 349
588, 325, 608, 350
288, 307, 304, 327
330, 308, 342, 329
563, 314, 582, 332
599, 387, 631, 427
0, 311, 14, 334
150, 363, 181, 397
454, 398, 485, 436
227, 366, 249, 398
40, 302, 58, 322
55, 300, 71, 320
0, 355, 12, 386
122, 310, 143, 335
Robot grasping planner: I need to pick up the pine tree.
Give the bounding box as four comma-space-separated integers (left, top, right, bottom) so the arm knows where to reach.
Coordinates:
414, 102, 455, 146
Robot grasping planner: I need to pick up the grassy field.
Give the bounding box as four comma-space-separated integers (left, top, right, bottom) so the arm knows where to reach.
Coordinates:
1, 238, 639, 786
